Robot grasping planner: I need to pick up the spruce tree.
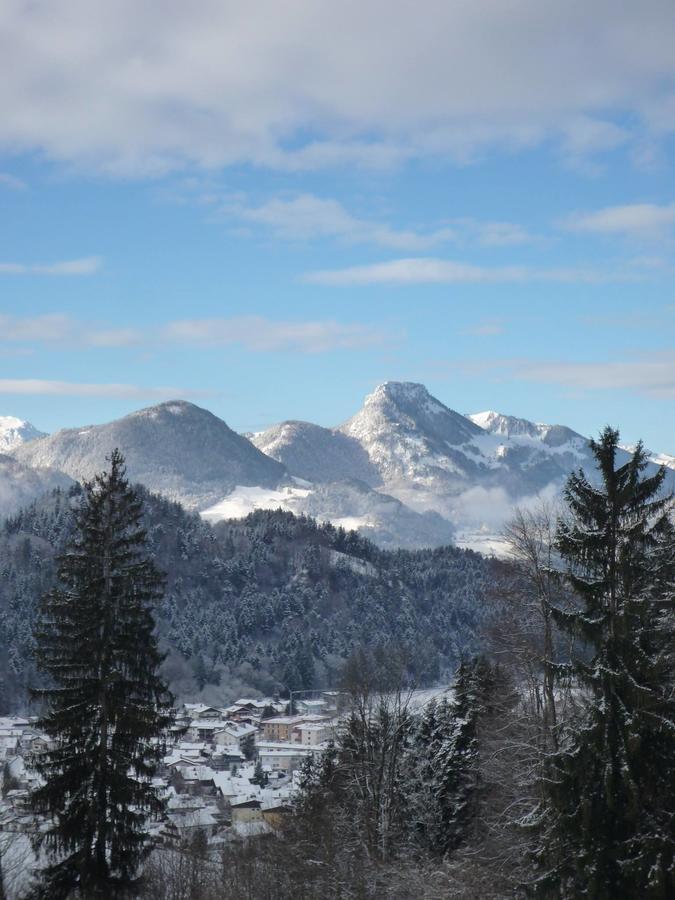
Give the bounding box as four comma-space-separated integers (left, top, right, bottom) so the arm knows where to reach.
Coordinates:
535, 428, 675, 898
404, 697, 441, 848
30, 450, 173, 898
251, 760, 269, 787
432, 656, 496, 855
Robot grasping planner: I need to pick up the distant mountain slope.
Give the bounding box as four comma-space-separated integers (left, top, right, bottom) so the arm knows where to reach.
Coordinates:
250, 420, 380, 485
0, 453, 74, 517
468, 410, 588, 449
256, 382, 591, 512
251, 382, 674, 551
14, 400, 286, 510
0, 416, 46, 453
7, 399, 456, 548
7, 385, 673, 553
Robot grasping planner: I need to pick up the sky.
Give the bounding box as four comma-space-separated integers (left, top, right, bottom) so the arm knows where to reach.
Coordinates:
2, 0, 675, 450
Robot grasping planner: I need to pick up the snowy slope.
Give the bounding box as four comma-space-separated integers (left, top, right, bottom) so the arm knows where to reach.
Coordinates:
201, 477, 455, 550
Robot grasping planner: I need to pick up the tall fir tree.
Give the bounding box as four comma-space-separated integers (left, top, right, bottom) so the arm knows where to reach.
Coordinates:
30, 450, 173, 899
431, 656, 497, 855
534, 428, 675, 898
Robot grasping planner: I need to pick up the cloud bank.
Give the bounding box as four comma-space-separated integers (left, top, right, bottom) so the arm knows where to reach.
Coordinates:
0, 380, 193, 398
562, 203, 675, 236
303, 258, 629, 286
2, 1, 675, 174
0, 314, 393, 354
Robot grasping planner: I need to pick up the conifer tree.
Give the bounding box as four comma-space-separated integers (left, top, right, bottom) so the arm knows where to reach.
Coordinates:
30, 450, 173, 899
404, 697, 440, 848
251, 760, 269, 787
432, 656, 496, 855
535, 428, 675, 898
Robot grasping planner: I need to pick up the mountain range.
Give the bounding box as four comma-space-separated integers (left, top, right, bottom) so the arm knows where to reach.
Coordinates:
3, 382, 673, 551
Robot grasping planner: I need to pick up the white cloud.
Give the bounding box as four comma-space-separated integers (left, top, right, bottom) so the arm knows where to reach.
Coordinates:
2, 1, 675, 174
0, 313, 391, 353
222, 193, 456, 250
211, 191, 536, 250
0, 380, 193, 398
161, 316, 392, 353
0, 315, 140, 346
562, 202, 675, 235
0, 256, 102, 275
303, 257, 627, 286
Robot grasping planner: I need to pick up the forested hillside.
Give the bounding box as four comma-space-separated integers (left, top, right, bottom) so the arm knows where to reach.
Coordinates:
0, 485, 493, 711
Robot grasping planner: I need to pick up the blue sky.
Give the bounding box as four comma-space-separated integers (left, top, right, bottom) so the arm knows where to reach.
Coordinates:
2, 1, 675, 450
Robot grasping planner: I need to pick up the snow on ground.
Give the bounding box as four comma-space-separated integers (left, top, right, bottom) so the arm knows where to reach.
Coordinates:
408, 685, 454, 710
200, 483, 313, 522
330, 515, 375, 532
0, 830, 38, 899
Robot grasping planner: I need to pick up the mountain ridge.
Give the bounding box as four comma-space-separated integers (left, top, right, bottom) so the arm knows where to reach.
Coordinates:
4, 383, 674, 552
13, 399, 286, 510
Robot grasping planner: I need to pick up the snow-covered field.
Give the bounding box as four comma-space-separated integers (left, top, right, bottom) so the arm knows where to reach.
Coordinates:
200, 481, 313, 522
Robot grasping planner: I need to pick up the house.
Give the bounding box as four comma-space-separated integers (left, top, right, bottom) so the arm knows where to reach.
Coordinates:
182, 703, 224, 720
292, 721, 333, 746
260, 716, 306, 742
0, 729, 22, 755
222, 698, 287, 724
258, 746, 314, 775
187, 719, 232, 743
169, 763, 218, 797
261, 802, 292, 830
230, 798, 263, 827
209, 749, 245, 770
213, 723, 257, 753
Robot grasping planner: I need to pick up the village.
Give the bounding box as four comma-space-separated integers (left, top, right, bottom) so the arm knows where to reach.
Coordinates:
0, 692, 345, 892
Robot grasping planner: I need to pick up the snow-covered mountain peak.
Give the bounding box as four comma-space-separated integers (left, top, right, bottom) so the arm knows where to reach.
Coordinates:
468, 410, 546, 440
336, 382, 484, 493
0, 416, 46, 452
365, 381, 443, 411
343, 382, 481, 447
468, 410, 587, 450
